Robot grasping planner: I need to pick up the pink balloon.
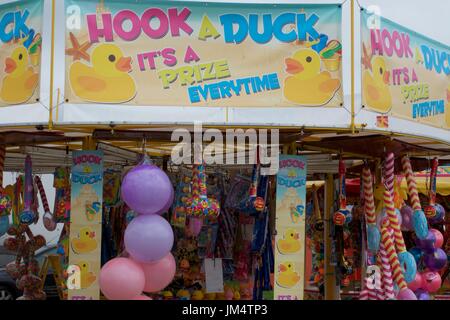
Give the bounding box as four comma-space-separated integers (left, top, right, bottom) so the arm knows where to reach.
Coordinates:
421, 271, 442, 293
139, 253, 176, 293
397, 288, 417, 300
100, 258, 145, 300
430, 229, 444, 249
408, 272, 423, 292
132, 295, 152, 300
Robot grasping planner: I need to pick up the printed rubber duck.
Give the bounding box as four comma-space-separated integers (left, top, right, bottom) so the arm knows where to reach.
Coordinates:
277, 261, 301, 289
69, 43, 136, 103
191, 290, 204, 300
277, 228, 301, 254
283, 49, 341, 106
363, 56, 392, 113
77, 261, 96, 289
71, 226, 97, 254
445, 86, 450, 127
0, 46, 39, 104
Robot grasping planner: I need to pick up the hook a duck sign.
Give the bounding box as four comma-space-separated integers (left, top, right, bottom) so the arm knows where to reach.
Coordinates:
64, 0, 343, 108
361, 9, 450, 129
0, 0, 43, 106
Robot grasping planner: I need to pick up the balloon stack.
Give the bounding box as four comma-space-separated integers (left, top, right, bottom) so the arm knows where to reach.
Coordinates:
424, 158, 445, 224
99, 155, 176, 300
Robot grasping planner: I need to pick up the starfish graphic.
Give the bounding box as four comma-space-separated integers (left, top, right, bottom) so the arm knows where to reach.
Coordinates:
66, 32, 92, 62
362, 43, 373, 71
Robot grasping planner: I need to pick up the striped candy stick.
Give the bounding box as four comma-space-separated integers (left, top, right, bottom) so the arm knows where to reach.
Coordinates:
34, 176, 50, 213
401, 155, 428, 240
384, 153, 395, 196
0, 145, 5, 189
379, 240, 396, 299
401, 155, 421, 211
362, 167, 376, 225
380, 219, 408, 290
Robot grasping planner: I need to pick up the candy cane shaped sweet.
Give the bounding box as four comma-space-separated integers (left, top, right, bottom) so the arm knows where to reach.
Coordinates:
34, 176, 50, 213
381, 220, 407, 290
363, 167, 380, 252
383, 187, 406, 253
401, 155, 428, 240
379, 240, 395, 300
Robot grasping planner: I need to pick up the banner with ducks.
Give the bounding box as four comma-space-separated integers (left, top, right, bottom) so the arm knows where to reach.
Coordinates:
64, 0, 343, 108
0, 0, 43, 107
68, 151, 103, 300
274, 155, 307, 300
361, 9, 450, 129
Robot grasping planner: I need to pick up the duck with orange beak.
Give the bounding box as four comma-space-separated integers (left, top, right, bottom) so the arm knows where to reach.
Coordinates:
69, 43, 136, 103
362, 56, 393, 113
0, 46, 39, 104
283, 48, 341, 106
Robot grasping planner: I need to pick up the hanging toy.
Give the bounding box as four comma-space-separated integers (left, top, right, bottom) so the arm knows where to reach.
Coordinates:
362, 166, 380, 253
312, 185, 324, 233
379, 239, 395, 300
424, 158, 445, 225
333, 158, 352, 276
19, 156, 37, 225
0, 145, 12, 217
383, 153, 416, 284
186, 162, 220, 236
240, 148, 265, 214
35, 176, 56, 231
401, 155, 428, 239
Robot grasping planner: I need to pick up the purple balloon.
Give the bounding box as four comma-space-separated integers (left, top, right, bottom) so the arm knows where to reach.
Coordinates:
424, 248, 448, 271
414, 289, 431, 300
121, 163, 174, 215
124, 214, 174, 263
416, 231, 436, 252
400, 206, 414, 231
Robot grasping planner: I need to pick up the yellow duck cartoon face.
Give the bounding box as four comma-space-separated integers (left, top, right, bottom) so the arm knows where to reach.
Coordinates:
71, 226, 97, 254
363, 56, 392, 113
69, 43, 137, 104
277, 261, 301, 289
284, 48, 341, 106
0, 46, 39, 104
77, 260, 97, 289
277, 228, 301, 254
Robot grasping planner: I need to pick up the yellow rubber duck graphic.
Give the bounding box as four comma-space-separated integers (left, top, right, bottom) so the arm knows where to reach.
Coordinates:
69, 44, 136, 103
283, 49, 341, 106
445, 86, 450, 127
363, 56, 392, 113
0, 46, 39, 104
77, 261, 97, 289
277, 228, 301, 254
71, 226, 97, 254
277, 261, 301, 289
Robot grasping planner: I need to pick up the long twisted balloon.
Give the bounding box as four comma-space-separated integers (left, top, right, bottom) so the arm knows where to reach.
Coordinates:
401, 155, 428, 239
379, 240, 395, 300
381, 220, 407, 290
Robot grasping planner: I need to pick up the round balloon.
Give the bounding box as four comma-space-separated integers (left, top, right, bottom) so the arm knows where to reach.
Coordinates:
415, 230, 436, 252
414, 289, 431, 300
125, 214, 174, 263
407, 272, 423, 292
409, 247, 423, 265
121, 163, 174, 215
139, 253, 176, 293
99, 257, 145, 300
429, 229, 444, 249
400, 206, 414, 231
397, 288, 417, 300
423, 248, 447, 271
421, 271, 442, 293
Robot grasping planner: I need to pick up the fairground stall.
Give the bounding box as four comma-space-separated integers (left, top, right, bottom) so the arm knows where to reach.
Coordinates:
0, 0, 448, 301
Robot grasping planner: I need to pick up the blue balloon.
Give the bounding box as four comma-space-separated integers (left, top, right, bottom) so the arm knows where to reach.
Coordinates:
413, 210, 429, 240
398, 251, 417, 283
367, 225, 381, 253
409, 247, 423, 264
